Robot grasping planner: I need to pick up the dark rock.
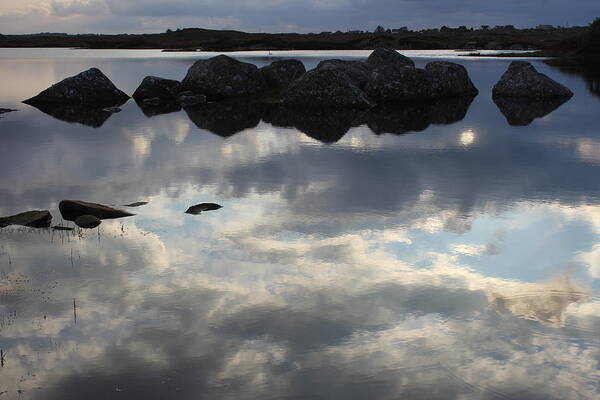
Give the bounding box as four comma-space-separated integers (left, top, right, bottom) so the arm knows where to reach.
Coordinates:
366, 47, 415, 69
426, 61, 479, 98
282, 68, 374, 108
123, 202, 148, 207
0, 210, 52, 228
23, 68, 129, 107
176, 91, 207, 107
132, 76, 181, 103
75, 215, 102, 229
316, 59, 373, 89
492, 61, 573, 98
59, 200, 134, 221
0, 108, 17, 116
264, 105, 365, 144
52, 226, 74, 231
260, 59, 306, 88
364, 65, 434, 102
493, 96, 571, 126
24, 103, 114, 128
185, 100, 262, 137
181, 55, 267, 100
185, 203, 223, 215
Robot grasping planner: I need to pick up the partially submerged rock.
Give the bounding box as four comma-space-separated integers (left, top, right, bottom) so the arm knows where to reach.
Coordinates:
59, 200, 134, 221
282, 68, 374, 108
0, 210, 52, 228
181, 55, 267, 100
316, 59, 373, 89
364, 66, 433, 102
23, 68, 129, 107
75, 215, 102, 229
260, 59, 306, 88
132, 76, 181, 103
493, 96, 571, 126
366, 47, 415, 69
185, 203, 223, 215
426, 61, 479, 98
492, 61, 573, 98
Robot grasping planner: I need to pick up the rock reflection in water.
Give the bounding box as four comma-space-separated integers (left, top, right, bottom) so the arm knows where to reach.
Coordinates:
185, 100, 262, 137
24, 102, 123, 128
493, 95, 571, 126
135, 99, 182, 117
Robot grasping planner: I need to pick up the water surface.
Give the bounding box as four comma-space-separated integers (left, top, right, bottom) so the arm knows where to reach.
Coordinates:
1, 49, 600, 400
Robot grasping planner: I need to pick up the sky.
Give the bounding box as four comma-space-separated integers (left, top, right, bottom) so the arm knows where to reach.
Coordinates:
0, 0, 598, 35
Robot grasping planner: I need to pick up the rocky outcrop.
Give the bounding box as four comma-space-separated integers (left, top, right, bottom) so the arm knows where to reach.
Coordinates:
185, 203, 222, 215
364, 66, 434, 102
493, 96, 571, 126
492, 61, 573, 98
282, 68, 374, 108
260, 59, 306, 88
133, 76, 181, 103
23, 68, 129, 107
426, 61, 479, 97
75, 215, 102, 229
315, 59, 372, 89
59, 200, 134, 221
366, 47, 415, 69
0, 210, 52, 228
181, 55, 267, 100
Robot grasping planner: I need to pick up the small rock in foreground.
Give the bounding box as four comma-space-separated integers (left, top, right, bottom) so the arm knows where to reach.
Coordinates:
185, 203, 223, 215
0, 210, 52, 228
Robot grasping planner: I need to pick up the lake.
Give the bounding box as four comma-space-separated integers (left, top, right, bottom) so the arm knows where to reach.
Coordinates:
1, 48, 600, 399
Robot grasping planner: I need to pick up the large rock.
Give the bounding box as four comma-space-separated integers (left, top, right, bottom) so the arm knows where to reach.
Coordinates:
0, 210, 52, 228
366, 48, 415, 69
315, 59, 373, 89
23, 68, 129, 107
364, 66, 434, 102
181, 55, 267, 100
282, 68, 374, 108
426, 61, 479, 98
492, 61, 573, 98
132, 76, 181, 103
59, 200, 134, 221
260, 59, 306, 88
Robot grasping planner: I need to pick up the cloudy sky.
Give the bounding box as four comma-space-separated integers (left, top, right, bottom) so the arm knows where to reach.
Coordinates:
0, 0, 598, 34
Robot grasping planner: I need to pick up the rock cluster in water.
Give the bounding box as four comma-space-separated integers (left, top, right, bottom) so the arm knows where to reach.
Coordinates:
492, 61, 573, 98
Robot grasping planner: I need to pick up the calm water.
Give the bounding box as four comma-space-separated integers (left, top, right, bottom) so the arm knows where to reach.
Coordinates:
1, 49, 600, 399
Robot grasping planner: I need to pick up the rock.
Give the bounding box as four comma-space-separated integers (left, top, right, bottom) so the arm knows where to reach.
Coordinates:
425, 61, 479, 98
102, 106, 121, 113
0, 210, 52, 228
122, 202, 148, 207
315, 59, 373, 89
260, 59, 306, 88
0, 108, 17, 115
52, 226, 74, 231
493, 96, 571, 126
23, 68, 129, 107
366, 47, 415, 69
282, 68, 374, 108
59, 200, 134, 221
132, 76, 181, 103
185, 203, 223, 215
75, 215, 102, 229
181, 55, 267, 100
364, 65, 434, 102
176, 91, 207, 108
492, 61, 573, 98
